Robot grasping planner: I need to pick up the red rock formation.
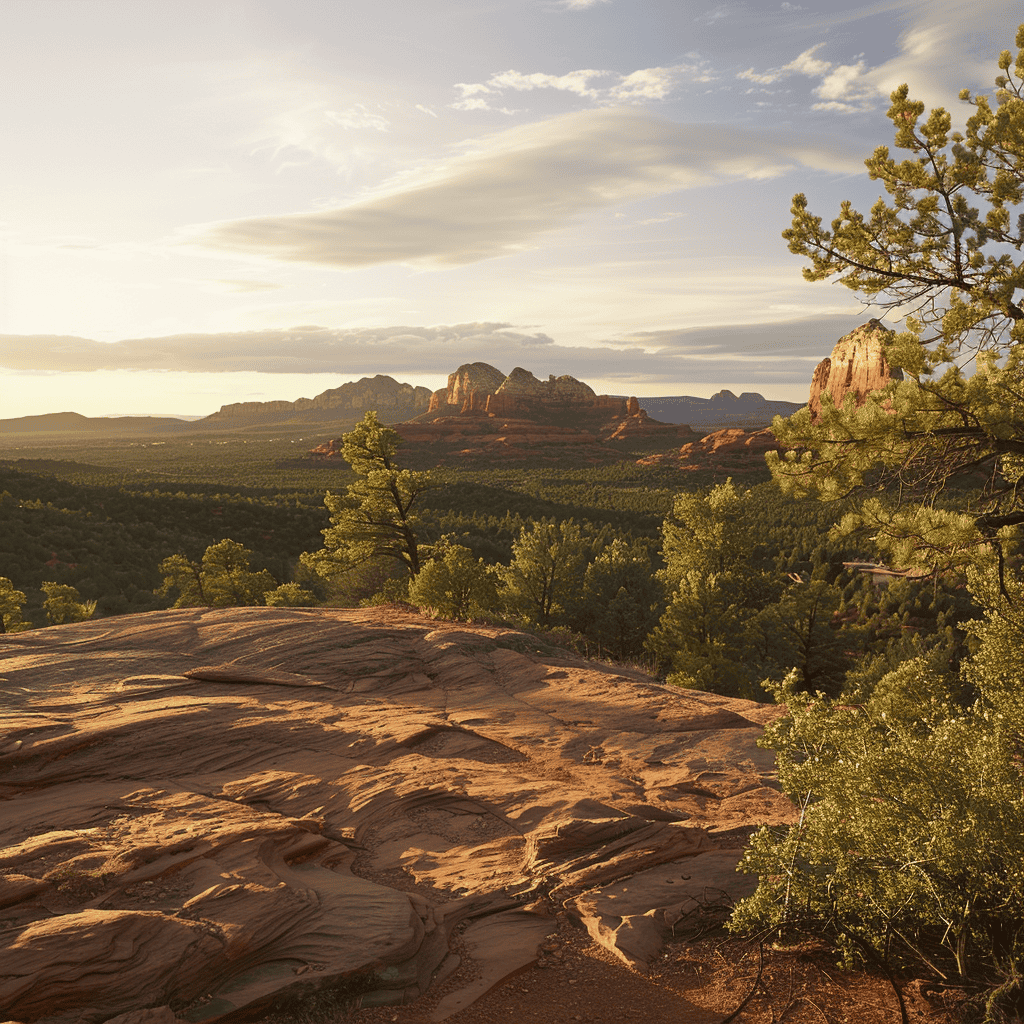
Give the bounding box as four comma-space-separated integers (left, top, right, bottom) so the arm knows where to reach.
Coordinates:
639, 427, 778, 476
427, 362, 508, 414
313, 367, 688, 465
495, 368, 597, 403
808, 319, 903, 422
483, 391, 527, 418
0, 607, 792, 1020
203, 376, 432, 427
605, 405, 695, 441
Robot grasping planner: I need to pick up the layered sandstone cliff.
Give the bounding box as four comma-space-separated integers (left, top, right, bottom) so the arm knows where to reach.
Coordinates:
428, 362, 509, 413
426, 363, 616, 419
808, 319, 903, 422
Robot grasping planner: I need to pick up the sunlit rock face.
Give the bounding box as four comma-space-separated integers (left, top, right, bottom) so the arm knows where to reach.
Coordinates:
427, 362, 508, 413
494, 368, 596, 404
428, 364, 610, 418
0, 607, 792, 1023
638, 427, 778, 477
808, 319, 903, 423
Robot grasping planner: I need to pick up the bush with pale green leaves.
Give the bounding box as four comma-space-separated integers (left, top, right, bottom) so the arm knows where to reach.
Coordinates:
408, 536, 497, 619
41, 582, 96, 625
732, 564, 1024, 1016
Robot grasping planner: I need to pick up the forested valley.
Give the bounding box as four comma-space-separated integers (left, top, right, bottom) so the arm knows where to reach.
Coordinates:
4, 25, 1024, 1018
0, 425, 970, 708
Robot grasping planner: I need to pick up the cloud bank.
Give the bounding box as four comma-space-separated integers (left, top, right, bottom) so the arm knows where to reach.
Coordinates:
0, 314, 874, 386
185, 108, 861, 269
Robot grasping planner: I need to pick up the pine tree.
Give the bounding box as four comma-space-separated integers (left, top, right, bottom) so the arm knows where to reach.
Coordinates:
303, 412, 432, 582
498, 519, 585, 625
772, 25, 1024, 580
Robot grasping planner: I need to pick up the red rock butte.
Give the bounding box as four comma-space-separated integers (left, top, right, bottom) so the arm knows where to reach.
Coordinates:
0, 607, 793, 1023
808, 319, 903, 423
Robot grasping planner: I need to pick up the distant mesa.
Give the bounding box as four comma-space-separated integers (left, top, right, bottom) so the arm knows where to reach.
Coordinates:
808, 318, 902, 423
201, 374, 433, 428
638, 390, 802, 433
0, 377, 435, 436
0, 411, 191, 435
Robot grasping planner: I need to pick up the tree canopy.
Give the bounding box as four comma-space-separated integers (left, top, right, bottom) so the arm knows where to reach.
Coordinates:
41, 582, 96, 625
157, 539, 277, 608
303, 412, 432, 583
772, 25, 1024, 580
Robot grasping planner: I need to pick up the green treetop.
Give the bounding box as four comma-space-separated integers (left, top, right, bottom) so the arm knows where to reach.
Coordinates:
41, 582, 96, 625
498, 518, 586, 625
0, 577, 29, 633
157, 539, 277, 608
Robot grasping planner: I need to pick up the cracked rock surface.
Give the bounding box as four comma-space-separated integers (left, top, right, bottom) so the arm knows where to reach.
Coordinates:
0, 607, 793, 1023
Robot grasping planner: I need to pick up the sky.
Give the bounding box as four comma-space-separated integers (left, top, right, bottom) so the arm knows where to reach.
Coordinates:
2, 0, 1021, 418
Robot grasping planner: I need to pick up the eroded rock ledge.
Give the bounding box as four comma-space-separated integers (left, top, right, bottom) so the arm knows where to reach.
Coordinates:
0, 608, 793, 1023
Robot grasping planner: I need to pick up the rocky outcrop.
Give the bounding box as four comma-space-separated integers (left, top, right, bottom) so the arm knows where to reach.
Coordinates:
0, 607, 792, 1022
606, 407, 696, 442
495, 368, 596, 404
426, 365, 614, 421
639, 427, 778, 477
808, 319, 903, 422
202, 375, 432, 427
427, 362, 508, 414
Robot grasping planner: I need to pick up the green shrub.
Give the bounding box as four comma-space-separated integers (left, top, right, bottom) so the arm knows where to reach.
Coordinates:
731, 587, 1024, 1017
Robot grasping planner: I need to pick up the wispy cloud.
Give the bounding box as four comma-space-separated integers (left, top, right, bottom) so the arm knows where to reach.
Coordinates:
487, 68, 611, 98
738, 44, 832, 86
736, 1, 1012, 117
182, 108, 862, 270
739, 43, 881, 114
451, 60, 714, 111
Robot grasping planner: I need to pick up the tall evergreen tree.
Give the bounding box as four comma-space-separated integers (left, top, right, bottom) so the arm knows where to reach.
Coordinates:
772, 25, 1024, 581
303, 411, 432, 582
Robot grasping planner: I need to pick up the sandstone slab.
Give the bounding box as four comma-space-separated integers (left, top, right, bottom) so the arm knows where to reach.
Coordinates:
0, 608, 793, 1022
